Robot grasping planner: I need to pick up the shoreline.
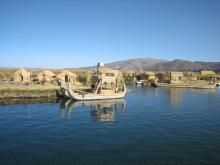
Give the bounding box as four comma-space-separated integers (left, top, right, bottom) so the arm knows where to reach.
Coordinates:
0, 90, 58, 99
0, 84, 59, 99
0, 84, 89, 99
0, 97, 58, 105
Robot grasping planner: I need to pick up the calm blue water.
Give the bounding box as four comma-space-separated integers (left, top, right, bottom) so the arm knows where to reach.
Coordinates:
0, 86, 220, 165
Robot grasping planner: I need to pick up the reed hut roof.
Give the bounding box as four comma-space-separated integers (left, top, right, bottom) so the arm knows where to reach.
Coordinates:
99, 67, 122, 77
40, 70, 56, 77
104, 68, 119, 74
144, 71, 156, 76
57, 70, 77, 77
14, 68, 30, 75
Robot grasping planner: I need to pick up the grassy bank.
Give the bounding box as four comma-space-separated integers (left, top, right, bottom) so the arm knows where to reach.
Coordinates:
0, 84, 59, 99
0, 84, 90, 99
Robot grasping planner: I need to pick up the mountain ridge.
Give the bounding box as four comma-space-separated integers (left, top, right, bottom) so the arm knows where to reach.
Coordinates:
105, 57, 166, 71
150, 59, 220, 71
79, 57, 220, 71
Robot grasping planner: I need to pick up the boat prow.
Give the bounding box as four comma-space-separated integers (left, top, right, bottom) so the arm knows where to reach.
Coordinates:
59, 84, 71, 98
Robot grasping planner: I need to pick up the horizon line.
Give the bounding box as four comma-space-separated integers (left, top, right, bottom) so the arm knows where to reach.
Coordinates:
0, 57, 220, 69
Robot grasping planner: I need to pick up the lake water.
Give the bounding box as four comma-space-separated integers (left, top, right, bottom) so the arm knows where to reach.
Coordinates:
0, 86, 220, 165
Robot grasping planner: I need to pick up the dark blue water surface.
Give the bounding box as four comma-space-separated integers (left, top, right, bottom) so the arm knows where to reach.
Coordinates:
0, 86, 220, 165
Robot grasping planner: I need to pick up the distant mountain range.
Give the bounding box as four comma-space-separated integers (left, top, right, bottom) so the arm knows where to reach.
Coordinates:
105, 57, 166, 71
80, 57, 220, 72
1, 57, 220, 72
150, 59, 220, 71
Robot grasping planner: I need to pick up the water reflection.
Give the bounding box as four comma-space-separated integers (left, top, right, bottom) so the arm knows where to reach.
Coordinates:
59, 99, 74, 119
60, 99, 126, 121
90, 99, 126, 122
0, 98, 126, 121
168, 88, 183, 109
161, 88, 218, 108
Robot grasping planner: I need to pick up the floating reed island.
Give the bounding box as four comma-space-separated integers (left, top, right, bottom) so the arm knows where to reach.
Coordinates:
0, 65, 220, 99
0, 84, 59, 99
152, 72, 217, 89
0, 68, 91, 99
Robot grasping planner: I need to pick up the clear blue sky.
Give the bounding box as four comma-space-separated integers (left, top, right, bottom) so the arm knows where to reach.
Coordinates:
0, 0, 220, 68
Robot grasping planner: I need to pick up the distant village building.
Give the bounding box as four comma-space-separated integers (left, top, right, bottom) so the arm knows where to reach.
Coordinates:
37, 70, 56, 82
184, 71, 198, 81
57, 70, 77, 83
144, 72, 156, 80
13, 69, 31, 82
170, 72, 183, 84
201, 70, 216, 76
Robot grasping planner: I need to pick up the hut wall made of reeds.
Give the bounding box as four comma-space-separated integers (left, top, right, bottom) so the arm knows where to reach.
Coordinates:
57, 70, 77, 83
37, 70, 56, 82
170, 72, 183, 84
13, 69, 31, 82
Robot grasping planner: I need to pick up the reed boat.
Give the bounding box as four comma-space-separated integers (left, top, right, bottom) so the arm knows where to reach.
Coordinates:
66, 85, 126, 101
59, 62, 127, 101
60, 84, 71, 98
153, 80, 217, 89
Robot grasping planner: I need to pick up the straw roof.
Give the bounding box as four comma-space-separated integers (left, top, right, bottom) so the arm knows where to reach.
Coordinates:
201, 70, 216, 75
40, 70, 55, 77
57, 70, 77, 77
14, 68, 30, 75
36, 70, 56, 83
99, 67, 122, 78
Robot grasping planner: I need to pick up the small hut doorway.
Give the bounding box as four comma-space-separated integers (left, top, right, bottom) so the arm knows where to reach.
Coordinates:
65, 75, 69, 83
20, 75, 23, 82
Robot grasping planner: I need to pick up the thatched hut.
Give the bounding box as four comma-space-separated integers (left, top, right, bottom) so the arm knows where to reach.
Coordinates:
57, 70, 77, 83
144, 72, 156, 80
201, 70, 216, 76
13, 68, 31, 82
184, 71, 198, 81
170, 72, 183, 84
37, 70, 56, 82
